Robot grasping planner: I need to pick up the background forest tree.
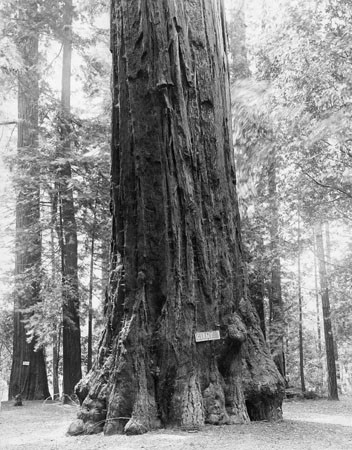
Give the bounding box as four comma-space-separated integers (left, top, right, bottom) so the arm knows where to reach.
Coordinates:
232, 0, 352, 397
0, 0, 111, 400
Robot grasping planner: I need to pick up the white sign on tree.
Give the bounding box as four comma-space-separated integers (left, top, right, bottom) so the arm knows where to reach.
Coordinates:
195, 330, 221, 342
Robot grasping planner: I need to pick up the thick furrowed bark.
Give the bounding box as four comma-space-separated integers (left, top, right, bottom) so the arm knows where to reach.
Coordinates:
241, 300, 284, 421
70, 0, 284, 436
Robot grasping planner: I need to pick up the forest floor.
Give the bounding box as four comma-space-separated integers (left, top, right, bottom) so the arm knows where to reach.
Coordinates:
0, 396, 351, 450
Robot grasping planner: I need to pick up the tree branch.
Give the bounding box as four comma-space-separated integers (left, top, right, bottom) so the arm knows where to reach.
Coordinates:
299, 165, 352, 199
0, 121, 17, 125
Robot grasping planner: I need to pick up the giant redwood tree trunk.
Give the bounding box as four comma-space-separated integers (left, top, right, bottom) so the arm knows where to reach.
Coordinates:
9, 0, 50, 401
72, 0, 284, 435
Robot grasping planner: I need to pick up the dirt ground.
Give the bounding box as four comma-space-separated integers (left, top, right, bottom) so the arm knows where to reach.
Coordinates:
0, 397, 351, 450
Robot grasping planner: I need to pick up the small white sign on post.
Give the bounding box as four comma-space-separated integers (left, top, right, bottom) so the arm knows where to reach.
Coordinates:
22, 361, 30, 366
195, 330, 220, 342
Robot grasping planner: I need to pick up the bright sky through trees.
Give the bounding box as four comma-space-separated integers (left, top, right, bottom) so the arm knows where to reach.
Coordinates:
0, 7, 110, 302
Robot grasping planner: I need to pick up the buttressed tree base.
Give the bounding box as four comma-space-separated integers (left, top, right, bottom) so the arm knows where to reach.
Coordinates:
69, 0, 284, 436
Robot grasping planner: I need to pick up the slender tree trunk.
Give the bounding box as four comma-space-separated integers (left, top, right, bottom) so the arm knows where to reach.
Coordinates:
268, 159, 285, 380
261, 0, 268, 30
315, 222, 338, 400
313, 229, 324, 392
71, 0, 284, 436
50, 194, 60, 399
297, 208, 305, 393
58, 0, 82, 402
101, 238, 110, 301
52, 333, 60, 399
9, 0, 50, 401
226, 0, 251, 82
87, 200, 97, 372
313, 231, 322, 355
324, 222, 331, 277
324, 222, 339, 375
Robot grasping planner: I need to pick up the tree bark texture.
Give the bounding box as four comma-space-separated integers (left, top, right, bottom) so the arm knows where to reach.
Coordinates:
73, 0, 283, 435
59, 0, 82, 401
9, 0, 50, 401
248, 274, 266, 340
315, 222, 338, 400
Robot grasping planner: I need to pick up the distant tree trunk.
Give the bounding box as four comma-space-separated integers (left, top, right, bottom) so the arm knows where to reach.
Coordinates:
313, 229, 324, 392
226, 0, 251, 82
58, 0, 82, 402
315, 222, 338, 400
9, 0, 50, 401
268, 159, 285, 380
87, 200, 97, 372
324, 222, 339, 374
50, 194, 60, 399
261, 0, 268, 30
324, 222, 331, 277
72, 0, 284, 435
101, 238, 110, 301
313, 231, 322, 355
297, 207, 305, 393
52, 331, 60, 399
